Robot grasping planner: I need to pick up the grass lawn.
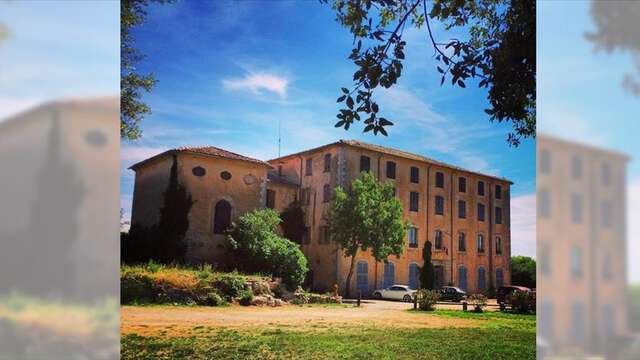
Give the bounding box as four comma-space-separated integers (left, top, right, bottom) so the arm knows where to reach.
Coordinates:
121, 309, 535, 359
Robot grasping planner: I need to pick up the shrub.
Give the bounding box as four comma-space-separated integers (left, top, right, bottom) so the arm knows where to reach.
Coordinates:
509, 290, 535, 314
214, 273, 248, 301
121, 271, 157, 304
228, 209, 309, 289
145, 260, 162, 273
238, 288, 254, 306
202, 292, 225, 306
467, 294, 488, 312
416, 289, 439, 311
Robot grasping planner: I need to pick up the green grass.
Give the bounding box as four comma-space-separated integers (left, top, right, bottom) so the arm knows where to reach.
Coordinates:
122, 310, 535, 359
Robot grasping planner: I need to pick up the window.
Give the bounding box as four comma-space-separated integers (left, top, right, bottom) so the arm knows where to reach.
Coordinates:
571, 302, 586, 346
540, 301, 554, 339
435, 171, 444, 188
495, 207, 502, 224
213, 200, 231, 234
496, 236, 502, 255
458, 232, 466, 251
266, 189, 276, 209
477, 267, 486, 290
192, 166, 206, 177
458, 200, 466, 219
458, 177, 466, 192
435, 196, 444, 215
477, 203, 485, 221
323, 184, 331, 203
601, 200, 612, 228
410, 166, 419, 183
305, 158, 312, 176
386, 161, 396, 179
408, 227, 418, 248
572, 156, 583, 179
301, 188, 311, 205
539, 189, 551, 218
220, 171, 232, 180
495, 184, 502, 199
540, 149, 550, 174
319, 226, 331, 244
360, 155, 370, 172
540, 242, 551, 276
603, 252, 612, 280
383, 262, 395, 288
571, 193, 583, 224
477, 181, 485, 196
409, 263, 420, 289
458, 266, 467, 290
356, 261, 369, 294
477, 234, 484, 253
434, 230, 442, 249
410, 192, 419, 212
602, 163, 611, 186
571, 245, 582, 278
324, 153, 331, 172
496, 268, 504, 288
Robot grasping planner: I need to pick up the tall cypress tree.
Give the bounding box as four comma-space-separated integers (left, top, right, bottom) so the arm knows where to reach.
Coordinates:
419, 240, 435, 290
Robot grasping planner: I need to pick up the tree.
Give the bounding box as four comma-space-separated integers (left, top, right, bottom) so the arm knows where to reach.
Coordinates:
510, 256, 536, 289
419, 240, 435, 290
121, 0, 173, 140
323, 0, 535, 146
329, 171, 408, 297
227, 209, 309, 289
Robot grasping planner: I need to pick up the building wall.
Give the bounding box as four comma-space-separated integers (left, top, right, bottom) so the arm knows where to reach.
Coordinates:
270, 143, 512, 296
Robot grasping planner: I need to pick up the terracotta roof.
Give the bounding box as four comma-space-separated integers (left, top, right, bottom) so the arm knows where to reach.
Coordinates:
269, 139, 512, 184
129, 146, 271, 170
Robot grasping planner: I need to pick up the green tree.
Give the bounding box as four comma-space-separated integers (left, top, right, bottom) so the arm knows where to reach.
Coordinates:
323, 0, 535, 146
330, 171, 408, 297
121, 0, 173, 140
419, 240, 434, 290
510, 256, 536, 289
227, 209, 309, 289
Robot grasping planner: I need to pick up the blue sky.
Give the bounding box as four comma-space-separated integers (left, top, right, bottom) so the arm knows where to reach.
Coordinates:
120, 1, 536, 256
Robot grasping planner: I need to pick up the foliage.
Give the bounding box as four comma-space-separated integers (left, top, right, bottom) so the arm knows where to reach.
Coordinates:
214, 273, 248, 301
121, 0, 174, 139
416, 289, 439, 311
280, 202, 307, 245
419, 240, 435, 290
329, 171, 408, 297
467, 293, 488, 312
510, 256, 536, 289
237, 288, 254, 306
227, 209, 309, 289
508, 290, 535, 314
323, 0, 535, 146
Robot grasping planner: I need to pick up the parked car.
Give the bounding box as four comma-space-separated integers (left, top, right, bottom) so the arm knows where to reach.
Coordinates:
497, 285, 531, 306
438, 286, 467, 302
373, 285, 416, 302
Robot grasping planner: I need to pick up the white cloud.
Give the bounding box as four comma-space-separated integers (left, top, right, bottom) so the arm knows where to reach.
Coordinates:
223, 72, 289, 98
511, 193, 536, 258
120, 145, 168, 169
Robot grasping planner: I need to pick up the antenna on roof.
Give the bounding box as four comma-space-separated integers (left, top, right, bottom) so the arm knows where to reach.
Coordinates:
278, 117, 281, 157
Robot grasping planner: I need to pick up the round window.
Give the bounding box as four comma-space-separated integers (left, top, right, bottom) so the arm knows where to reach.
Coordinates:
192, 166, 206, 177
220, 171, 232, 180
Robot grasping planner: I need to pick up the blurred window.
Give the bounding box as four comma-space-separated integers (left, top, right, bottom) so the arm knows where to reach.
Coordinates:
324, 153, 331, 172
601, 200, 612, 228
305, 158, 313, 176
540, 242, 551, 276
601, 162, 611, 186
410, 166, 419, 183
539, 149, 551, 174
458, 232, 466, 251
570, 302, 586, 346
477, 180, 485, 196
360, 155, 370, 172
435, 230, 442, 249
570, 245, 582, 278
539, 189, 551, 218
571, 193, 583, 224
477, 267, 486, 290
410, 192, 420, 212
477, 234, 485, 253
458, 177, 466, 192
435, 171, 444, 188
458, 200, 466, 218
572, 155, 583, 179
477, 203, 486, 221
435, 195, 444, 215
408, 227, 418, 248
386, 161, 396, 179
495, 207, 502, 224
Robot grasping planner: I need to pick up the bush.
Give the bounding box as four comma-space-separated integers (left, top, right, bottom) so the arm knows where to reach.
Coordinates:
214, 273, 248, 301
416, 289, 439, 311
467, 294, 487, 312
238, 288, 254, 306
509, 290, 535, 314
202, 292, 225, 306
121, 271, 157, 304
228, 209, 309, 289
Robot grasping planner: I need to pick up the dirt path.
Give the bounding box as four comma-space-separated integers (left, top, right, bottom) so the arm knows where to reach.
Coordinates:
121, 300, 480, 337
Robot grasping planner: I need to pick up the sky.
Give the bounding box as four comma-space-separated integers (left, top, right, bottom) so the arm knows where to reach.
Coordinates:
119, 1, 536, 257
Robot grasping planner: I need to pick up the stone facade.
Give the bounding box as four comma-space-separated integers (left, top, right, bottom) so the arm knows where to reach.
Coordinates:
130, 140, 512, 296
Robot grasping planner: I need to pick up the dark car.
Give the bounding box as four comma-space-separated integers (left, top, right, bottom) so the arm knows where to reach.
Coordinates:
496, 285, 531, 306
438, 286, 467, 302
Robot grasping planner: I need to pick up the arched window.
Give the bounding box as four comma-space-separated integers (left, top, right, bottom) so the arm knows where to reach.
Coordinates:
356, 261, 369, 294
458, 266, 467, 290
383, 261, 395, 288
408, 263, 420, 289
478, 266, 486, 290
496, 268, 504, 288
213, 200, 231, 234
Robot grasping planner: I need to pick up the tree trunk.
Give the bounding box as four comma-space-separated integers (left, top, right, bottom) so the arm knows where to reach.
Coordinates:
344, 254, 357, 299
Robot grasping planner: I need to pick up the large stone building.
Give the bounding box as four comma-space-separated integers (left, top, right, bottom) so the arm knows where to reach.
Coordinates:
130, 139, 512, 295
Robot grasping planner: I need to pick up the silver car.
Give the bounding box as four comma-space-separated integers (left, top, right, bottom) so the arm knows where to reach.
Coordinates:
373, 285, 416, 302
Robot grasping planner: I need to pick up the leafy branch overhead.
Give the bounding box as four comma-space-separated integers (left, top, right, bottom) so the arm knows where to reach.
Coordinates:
324, 0, 536, 146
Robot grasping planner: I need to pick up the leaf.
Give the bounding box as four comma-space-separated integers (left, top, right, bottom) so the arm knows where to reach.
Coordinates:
437, 66, 444, 74
337, 95, 346, 102
363, 124, 374, 132
341, 87, 350, 94
335, 120, 346, 128
379, 126, 388, 136
371, 102, 379, 113
457, 80, 466, 88
379, 118, 393, 126
346, 96, 354, 109
440, 75, 445, 86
